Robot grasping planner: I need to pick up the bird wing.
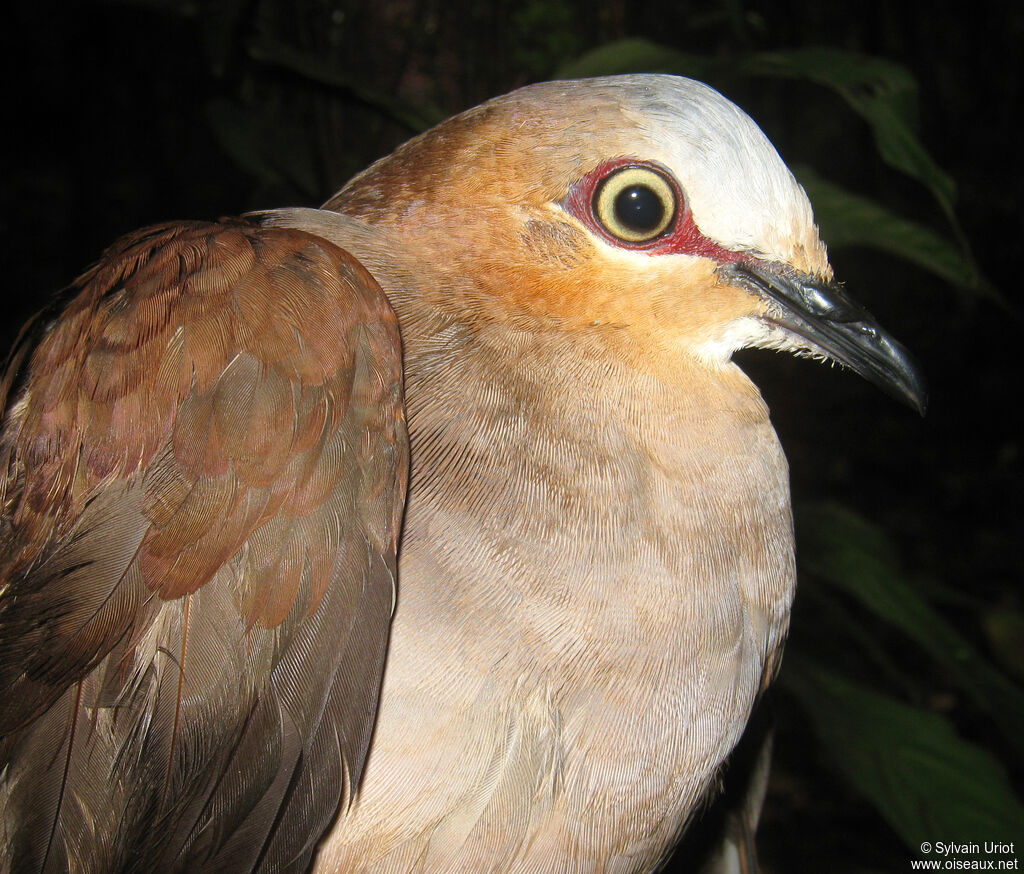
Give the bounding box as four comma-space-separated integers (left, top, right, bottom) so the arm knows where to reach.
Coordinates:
0, 219, 408, 873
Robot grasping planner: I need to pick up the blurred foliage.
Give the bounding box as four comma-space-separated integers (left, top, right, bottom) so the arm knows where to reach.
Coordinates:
784, 657, 1024, 850
3, 0, 1022, 871
796, 168, 988, 300
785, 504, 1024, 855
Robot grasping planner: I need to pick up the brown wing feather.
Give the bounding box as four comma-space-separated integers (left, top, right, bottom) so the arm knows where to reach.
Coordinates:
0, 219, 408, 873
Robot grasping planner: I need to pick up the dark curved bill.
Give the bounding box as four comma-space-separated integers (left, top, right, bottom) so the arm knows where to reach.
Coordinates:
719, 260, 927, 415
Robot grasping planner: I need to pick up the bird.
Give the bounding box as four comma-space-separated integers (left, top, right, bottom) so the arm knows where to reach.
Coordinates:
0, 75, 924, 873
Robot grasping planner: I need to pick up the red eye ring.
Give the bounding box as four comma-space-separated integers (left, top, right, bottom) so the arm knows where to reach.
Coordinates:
563, 157, 741, 261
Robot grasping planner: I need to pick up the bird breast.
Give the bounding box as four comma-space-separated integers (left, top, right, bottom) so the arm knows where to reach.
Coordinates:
313, 317, 795, 872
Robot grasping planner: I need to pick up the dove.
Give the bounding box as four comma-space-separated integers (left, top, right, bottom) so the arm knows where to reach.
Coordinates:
0, 75, 924, 873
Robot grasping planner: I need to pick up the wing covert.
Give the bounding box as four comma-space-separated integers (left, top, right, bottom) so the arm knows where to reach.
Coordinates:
0, 219, 408, 873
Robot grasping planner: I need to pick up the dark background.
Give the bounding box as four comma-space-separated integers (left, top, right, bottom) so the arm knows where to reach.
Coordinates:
2, 1, 1021, 871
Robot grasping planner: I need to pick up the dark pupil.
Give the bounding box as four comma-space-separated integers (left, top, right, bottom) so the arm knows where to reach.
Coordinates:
614, 185, 664, 232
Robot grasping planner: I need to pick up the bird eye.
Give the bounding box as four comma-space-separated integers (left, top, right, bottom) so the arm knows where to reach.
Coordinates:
593, 166, 677, 244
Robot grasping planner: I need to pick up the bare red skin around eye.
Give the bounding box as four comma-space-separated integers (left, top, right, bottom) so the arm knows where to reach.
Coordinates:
563, 157, 744, 262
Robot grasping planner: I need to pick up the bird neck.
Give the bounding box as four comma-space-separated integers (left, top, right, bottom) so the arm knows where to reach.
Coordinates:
392, 289, 788, 553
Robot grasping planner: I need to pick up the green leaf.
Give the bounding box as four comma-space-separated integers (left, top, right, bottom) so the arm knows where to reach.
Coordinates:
795, 502, 1024, 756
982, 607, 1024, 681
740, 48, 958, 223
782, 659, 1024, 850
795, 167, 996, 300
554, 37, 715, 81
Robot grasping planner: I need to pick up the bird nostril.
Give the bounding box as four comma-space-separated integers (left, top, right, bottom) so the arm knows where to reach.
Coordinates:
800, 284, 838, 317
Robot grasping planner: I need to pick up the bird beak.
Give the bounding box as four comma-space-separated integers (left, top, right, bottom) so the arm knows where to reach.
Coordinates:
719, 260, 927, 415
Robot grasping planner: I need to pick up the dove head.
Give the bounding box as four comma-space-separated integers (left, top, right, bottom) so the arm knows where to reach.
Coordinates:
329, 75, 924, 410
